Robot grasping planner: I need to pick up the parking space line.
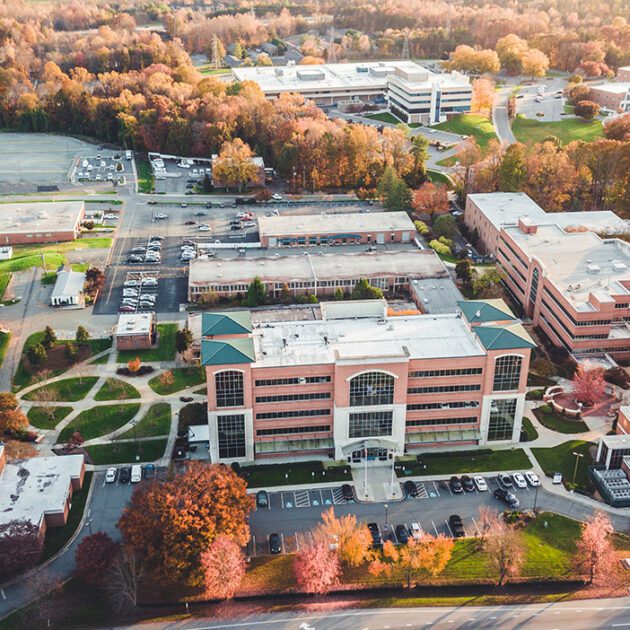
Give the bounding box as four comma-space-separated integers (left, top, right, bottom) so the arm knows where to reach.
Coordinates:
444, 520, 454, 538
446, 483, 453, 497
431, 520, 439, 536
251, 535, 256, 557
432, 481, 440, 497
280, 533, 286, 554
471, 517, 480, 537
295, 532, 300, 552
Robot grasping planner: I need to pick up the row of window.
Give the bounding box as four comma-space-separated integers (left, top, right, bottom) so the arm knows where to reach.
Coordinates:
406, 416, 477, 427
255, 408, 331, 420
615, 302, 629, 309
349, 411, 393, 438
498, 249, 527, 284
256, 425, 331, 437
409, 368, 483, 378
407, 401, 479, 411
349, 372, 395, 406
543, 288, 612, 327
500, 262, 525, 295
408, 384, 481, 394
501, 240, 528, 270
255, 392, 331, 403
255, 376, 331, 387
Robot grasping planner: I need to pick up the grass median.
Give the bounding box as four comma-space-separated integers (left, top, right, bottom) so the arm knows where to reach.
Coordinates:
116, 323, 178, 363
148, 367, 206, 395
57, 403, 140, 443
23, 376, 98, 402
532, 405, 589, 434
84, 438, 167, 465
93, 378, 141, 401
118, 403, 171, 438
531, 440, 595, 492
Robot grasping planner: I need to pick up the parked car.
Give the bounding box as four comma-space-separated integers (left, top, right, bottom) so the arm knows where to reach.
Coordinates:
256, 490, 269, 508
119, 467, 131, 483
271, 193, 283, 200
143, 464, 156, 480
461, 475, 474, 492
154, 213, 168, 220
230, 223, 242, 230
124, 279, 140, 287
198, 225, 211, 232
395, 524, 410, 544
118, 305, 135, 313
513, 472, 527, 489
341, 484, 354, 502
404, 479, 419, 497
493, 488, 520, 508
131, 247, 146, 254
269, 532, 282, 554
147, 200, 157, 205
185, 220, 197, 225
410, 522, 422, 540
449, 514, 465, 538
195, 211, 209, 217
141, 277, 158, 286
525, 472, 540, 487
449, 476, 464, 494
473, 475, 488, 492
367, 522, 383, 547
105, 468, 117, 483
552, 472, 563, 484
498, 472, 513, 488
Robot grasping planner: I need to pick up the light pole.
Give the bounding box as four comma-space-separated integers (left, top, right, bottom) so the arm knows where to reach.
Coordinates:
132, 419, 139, 461
384, 503, 389, 530
572, 451, 584, 486
533, 483, 539, 514
390, 447, 397, 494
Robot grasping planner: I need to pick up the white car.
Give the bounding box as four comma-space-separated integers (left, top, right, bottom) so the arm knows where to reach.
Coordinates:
105, 468, 117, 483
241, 221, 256, 228
525, 472, 540, 487
473, 475, 488, 492
141, 278, 158, 286
552, 472, 563, 484
104, 213, 117, 220
124, 279, 139, 287
271, 193, 283, 200
410, 522, 423, 540
512, 473, 527, 489
198, 225, 211, 232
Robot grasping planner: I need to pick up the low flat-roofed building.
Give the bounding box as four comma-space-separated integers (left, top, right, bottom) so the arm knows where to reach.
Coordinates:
588, 82, 630, 112
618, 67, 630, 82
199, 300, 535, 464
0, 444, 85, 537
0, 201, 85, 245
409, 277, 465, 314
50, 270, 86, 307
114, 313, 156, 350
258, 211, 416, 247
188, 249, 449, 302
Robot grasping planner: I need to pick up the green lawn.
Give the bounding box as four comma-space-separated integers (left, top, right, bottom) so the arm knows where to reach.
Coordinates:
93, 378, 141, 401
434, 114, 497, 149
27, 405, 73, 429
84, 438, 167, 465
240, 461, 352, 488
533, 405, 589, 434
41, 472, 93, 562
116, 323, 178, 363
23, 376, 98, 402
427, 170, 453, 187
435, 155, 457, 167
148, 367, 206, 395
57, 403, 140, 443
397, 448, 532, 477
197, 65, 231, 75
119, 403, 171, 439
0, 272, 10, 299
363, 112, 404, 125
0, 330, 9, 370
136, 159, 154, 194
521, 416, 539, 442
512, 114, 603, 146
531, 440, 595, 492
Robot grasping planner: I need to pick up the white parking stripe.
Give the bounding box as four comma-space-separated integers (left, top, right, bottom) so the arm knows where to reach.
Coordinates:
446, 483, 453, 497
280, 533, 286, 554
251, 535, 256, 557
432, 481, 440, 497
431, 520, 439, 536
444, 519, 454, 538
471, 516, 481, 537
295, 532, 300, 551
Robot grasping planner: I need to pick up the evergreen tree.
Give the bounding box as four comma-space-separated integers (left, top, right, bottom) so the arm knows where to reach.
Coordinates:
28, 343, 47, 366
498, 143, 527, 192
246, 276, 267, 307
75, 326, 90, 345
351, 279, 384, 300
42, 326, 57, 349
176, 328, 193, 353
64, 341, 78, 363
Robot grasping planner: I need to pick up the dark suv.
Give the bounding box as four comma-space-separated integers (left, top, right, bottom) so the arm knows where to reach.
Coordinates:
449, 476, 464, 494
341, 484, 354, 502
395, 524, 410, 544
367, 522, 383, 547
404, 480, 419, 497
449, 514, 465, 538
119, 467, 131, 484
493, 488, 520, 508
461, 475, 475, 492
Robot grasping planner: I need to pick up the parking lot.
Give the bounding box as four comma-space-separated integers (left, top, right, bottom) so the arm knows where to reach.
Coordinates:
71, 151, 129, 185
516, 77, 567, 122
150, 154, 213, 195
248, 473, 542, 557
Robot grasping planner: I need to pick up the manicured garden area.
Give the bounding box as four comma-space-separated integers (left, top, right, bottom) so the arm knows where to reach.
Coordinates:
240, 460, 352, 488
148, 367, 206, 395
512, 115, 603, 146
531, 440, 595, 492
84, 438, 167, 465
434, 114, 497, 148
116, 323, 178, 363
521, 416, 539, 442
427, 170, 452, 187
363, 111, 404, 125
93, 378, 141, 401
57, 403, 140, 443
23, 376, 98, 402
119, 403, 171, 438
532, 405, 589, 434
136, 159, 154, 194
27, 405, 73, 429
397, 448, 532, 477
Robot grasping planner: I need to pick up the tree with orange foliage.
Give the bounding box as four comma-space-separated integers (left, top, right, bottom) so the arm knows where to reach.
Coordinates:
411, 182, 449, 218
369, 534, 453, 588
315, 507, 372, 568
572, 363, 606, 406
127, 357, 141, 373
118, 462, 254, 587
293, 540, 340, 594
471, 77, 496, 114
200, 535, 247, 599
0, 408, 28, 435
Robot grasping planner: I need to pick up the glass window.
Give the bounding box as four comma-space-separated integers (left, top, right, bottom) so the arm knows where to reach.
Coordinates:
493, 356, 522, 392
529, 268, 539, 306
217, 414, 246, 458
215, 370, 244, 408
349, 372, 394, 407
349, 411, 393, 438
487, 398, 517, 441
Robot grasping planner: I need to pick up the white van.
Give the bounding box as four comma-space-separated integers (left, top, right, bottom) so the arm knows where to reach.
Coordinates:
131, 464, 142, 483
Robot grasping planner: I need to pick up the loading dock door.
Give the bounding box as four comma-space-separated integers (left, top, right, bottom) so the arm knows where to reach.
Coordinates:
376, 232, 385, 244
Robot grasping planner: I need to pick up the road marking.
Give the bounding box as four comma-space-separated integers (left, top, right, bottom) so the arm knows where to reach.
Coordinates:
295, 532, 300, 552
250, 535, 256, 558
431, 520, 439, 536
1, 589, 6, 600
280, 533, 286, 554
444, 519, 454, 538
446, 483, 453, 497
432, 481, 440, 497
471, 516, 480, 537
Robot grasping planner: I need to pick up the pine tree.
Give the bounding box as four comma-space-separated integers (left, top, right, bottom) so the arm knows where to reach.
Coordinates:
246, 276, 267, 307
498, 143, 527, 191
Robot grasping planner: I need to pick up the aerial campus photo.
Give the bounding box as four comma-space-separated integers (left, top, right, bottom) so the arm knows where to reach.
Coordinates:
1, 2, 630, 630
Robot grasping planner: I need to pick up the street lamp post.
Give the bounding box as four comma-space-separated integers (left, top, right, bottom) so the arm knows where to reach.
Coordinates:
132, 419, 139, 461
533, 483, 539, 514
572, 451, 584, 486
384, 503, 389, 530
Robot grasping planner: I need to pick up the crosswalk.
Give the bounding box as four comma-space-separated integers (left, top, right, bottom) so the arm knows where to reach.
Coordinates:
269, 486, 350, 510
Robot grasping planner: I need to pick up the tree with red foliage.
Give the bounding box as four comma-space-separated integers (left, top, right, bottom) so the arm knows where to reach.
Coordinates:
575, 510, 619, 585
66, 431, 85, 451
293, 540, 340, 594
75, 532, 119, 584
574, 100, 600, 121
572, 363, 606, 406
411, 182, 449, 218
0, 519, 43, 580
200, 535, 246, 599
118, 462, 254, 587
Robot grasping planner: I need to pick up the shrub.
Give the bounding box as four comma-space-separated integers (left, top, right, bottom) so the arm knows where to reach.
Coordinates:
604, 367, 630, 390
428, 239, 451, 256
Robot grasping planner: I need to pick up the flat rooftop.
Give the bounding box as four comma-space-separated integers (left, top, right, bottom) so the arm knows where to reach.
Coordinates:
409, 277, 465, 314
116, 313, 153, 336
505, 223, 630, 309
591, 82, 630, 95
189, 249, 448, 287
0, 453, 84, 527
0, 201, 84, 234
233, 60, 466, 95
258, 211, 415, 237
251, 312, 486, 367
468, 193, 627, 234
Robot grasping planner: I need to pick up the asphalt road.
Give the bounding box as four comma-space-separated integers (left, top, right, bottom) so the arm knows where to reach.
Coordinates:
129, 600, 630, 629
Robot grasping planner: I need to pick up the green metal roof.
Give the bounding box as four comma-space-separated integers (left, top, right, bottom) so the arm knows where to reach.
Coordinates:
201, 337, 255, 366
201, 311, 252, 337
457, 299, 517, 324
474, 323, 536, 351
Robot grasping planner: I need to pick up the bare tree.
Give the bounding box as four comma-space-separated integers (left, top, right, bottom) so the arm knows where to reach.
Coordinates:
476, 505, 497, 548
106, 549, 145, 609
25, 570, 65, 628
483, 519, 524, 586
30, 388, 59, 423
